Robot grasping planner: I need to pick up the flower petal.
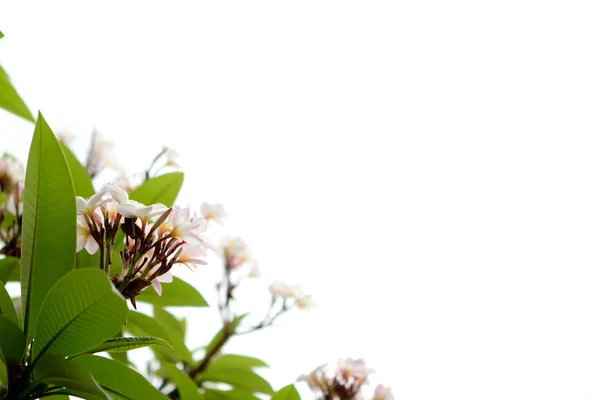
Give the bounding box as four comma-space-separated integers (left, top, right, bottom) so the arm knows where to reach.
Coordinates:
152, 278, 163, 296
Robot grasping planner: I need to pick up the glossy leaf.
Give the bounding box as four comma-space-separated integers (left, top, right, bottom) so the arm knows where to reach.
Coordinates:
0, 65, 34, 122
137, 277, 208, 307
33, 354, 107, 399
0, 31, 3, 39
126, 311, 192, 364
129, 172, 184, 207
21, 113, 76, 343
0, 279, 19, 327
0, 362, 6, 391
0, 256, 19, 283
32, 268, 127, 361
210, 354, 268, 370
71, 336, 174, 358
154, 307, 185, 337
204, 389, 260, 400
0, 316, 25, 366
272, 384, 301, 400
164, 363, 204, 400
73, 355, 168, 400
197, 367, 273, 395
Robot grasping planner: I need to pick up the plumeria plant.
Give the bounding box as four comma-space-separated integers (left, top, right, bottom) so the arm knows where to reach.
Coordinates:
0, 30, 392, 400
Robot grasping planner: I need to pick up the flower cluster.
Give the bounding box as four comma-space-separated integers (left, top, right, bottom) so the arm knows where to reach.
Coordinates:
269, 280, 316, 310
298, 359, 392, 400
76, 184, 220, 307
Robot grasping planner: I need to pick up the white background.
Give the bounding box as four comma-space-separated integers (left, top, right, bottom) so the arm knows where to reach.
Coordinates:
2, 1, 600, 398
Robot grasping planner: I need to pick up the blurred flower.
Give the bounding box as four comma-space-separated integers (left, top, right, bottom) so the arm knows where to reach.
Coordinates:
269, 280, 293, 297
165, 147, 179, 167
336, 358, 374, 383
373, 384, 392, 400
248, 262, 261, 278
56, 131, 74, 145
223, 237, 251, 268
200, 202, 227, 225
291, 285, 316, 310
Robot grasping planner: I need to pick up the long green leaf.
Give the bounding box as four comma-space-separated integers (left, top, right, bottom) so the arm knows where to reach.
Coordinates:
137, 277, 208, 307
197, 367, 273, 395
33, 354, 108, 399
0, 65, 34, 122
32, 269, 127, 362
125, 311, 192, 364
73, 355, 168, 400
154, 307, 185, 337
210, 354, 268, 370
0, 31, 4, 39
0, 280, 19, 327
129, 172, 184, 207
164, 364, 204, 400
21, 112, 76, 343
0, 316, 25, 367
71, 336, 174, 358
272, 384, 301, 400
0, 257, 19, 283
204, 389, 260, 400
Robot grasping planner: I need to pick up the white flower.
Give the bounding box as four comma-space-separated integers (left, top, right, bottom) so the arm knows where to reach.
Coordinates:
106, 183, 129, 204
170, 206, 214, 250
151, 271, 173, 296
175, 243, 208, 271
373, 384, 393, 400
116, 200, 155, 219
336, 358, 374, 383
76, 216, 99, 254
200, 202, 227, 225
291, 285, 316, 310
269, 280, 293, 298
248, 262, 261, 278
76, 192, 110, 218
0, 157, 25, 183
165, 148, 179, 167
223, 237, 251, 268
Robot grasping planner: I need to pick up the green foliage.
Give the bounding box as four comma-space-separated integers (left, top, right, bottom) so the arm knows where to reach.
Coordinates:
0, 31, 3, 39
73, 355, 169, 400
0, 316, 25, 367
21, 113, 76, 343
0, 280, 19, 327
71, 336, 174, 358
272, 384, 301, 400
126, 310, 193, 365
137, 277, 208, 307
32, 354, 108, 399
164, 364, 204, 400
197, 367, 273, 395
0, 65, 34, 122
129, 172, 184, 207
204, 314, 247, 358
210, 354, 268, 370
32, 268, 127, 361
204, 389, 260, 400
0, 257, 19, 283
154, 307, 185, 338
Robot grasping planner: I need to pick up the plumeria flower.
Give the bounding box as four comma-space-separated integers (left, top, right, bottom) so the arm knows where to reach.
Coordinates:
175, 243, 208, 271
76, 216, 99, 254
116, 200, 155, 219
248, 262, 261, 278
165, 147, 179, 167
336, 358, 374, 383
170, 206, 214, 249
200, 202, 227, 225
297, 363, 329, 390
151, 271, 173, 296
223, 237, 251, 268
291, 285, 316, 310
269, 280, 293, 297
76, 191, 110, 219
373, 384, 393, 400
106, 183, 129, 204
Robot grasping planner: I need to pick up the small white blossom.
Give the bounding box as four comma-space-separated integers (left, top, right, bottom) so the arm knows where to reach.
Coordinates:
175, 243, 208, 271
200, 202, 227, 225
165, 148, 179, 167
291, 285, 316, 310
248, 262, 261, 278
76, 192, 110, 218
269, 281, 293, 298
373, 384, 393, 400
336, 358, 374, 383
116, 200, 155, 219
151, 271, 173, 296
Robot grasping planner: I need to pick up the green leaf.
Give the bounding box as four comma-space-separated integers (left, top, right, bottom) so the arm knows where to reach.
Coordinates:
0, 316, 25, 367
129, 172, 184, 207
73, 355, 169, 400
204, 315, 247, 359
137, 277, 208, 307
61, 143, 100, 269
154, 307, 185, 337
0, 257, 19, 283
204, 389, 260, 400
272, 384, 301, 400
45, 396, 71, 400
21, 112, 76, 343
0, 279, 19, 327
0, 31, 4, 39
0, 65, 34, 122
164, 364, 204, 400
32, 268, 127, 362
71, 336, 174, 358
0, 362, 6, 391
210, 354, 268, 370
125, 311, 192, 364
197, 368, 273, 395
33, 354, 107, 399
